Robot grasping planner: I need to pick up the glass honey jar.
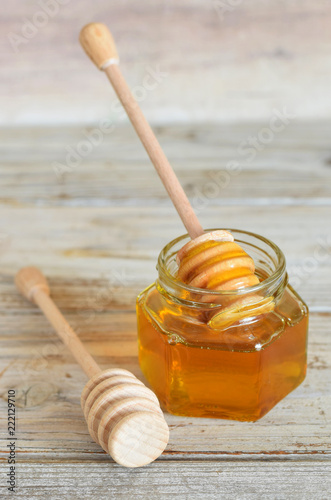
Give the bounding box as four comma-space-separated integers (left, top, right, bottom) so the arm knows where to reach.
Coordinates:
137, 229, 308, 421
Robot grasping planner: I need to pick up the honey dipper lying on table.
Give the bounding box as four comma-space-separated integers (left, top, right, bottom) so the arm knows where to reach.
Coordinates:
15, 267, 169, 468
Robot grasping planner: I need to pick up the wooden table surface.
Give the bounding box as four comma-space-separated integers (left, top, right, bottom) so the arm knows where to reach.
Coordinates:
0, 122, 330, 499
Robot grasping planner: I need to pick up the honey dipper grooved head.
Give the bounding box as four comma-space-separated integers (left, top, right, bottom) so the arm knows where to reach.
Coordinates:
176, 230, 234, 264
81, 368, 136, 410
86, 383, 160, 442
81, 373, 168, 468
108, 411, 169, 468
83, 375, 145, 420
97, 397, 163, 452
177, 230, 259, 292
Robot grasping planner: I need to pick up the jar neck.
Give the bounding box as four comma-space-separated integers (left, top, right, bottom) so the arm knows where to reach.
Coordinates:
156, 229, 288, 308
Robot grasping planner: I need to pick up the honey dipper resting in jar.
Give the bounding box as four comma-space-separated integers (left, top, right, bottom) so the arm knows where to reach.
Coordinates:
80, 23, 274, 324
80, 24, 308, 423
176, 230, 258, 290
176, 229, 274, 326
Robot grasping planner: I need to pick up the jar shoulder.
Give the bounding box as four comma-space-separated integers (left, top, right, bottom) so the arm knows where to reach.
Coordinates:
137, 282, 308, 352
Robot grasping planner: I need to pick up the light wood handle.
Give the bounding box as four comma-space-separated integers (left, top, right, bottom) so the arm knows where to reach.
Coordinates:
79, 23, 204, 240
79, 23, 119, 69
15, 267, 100, 379
15, 265, 50, 302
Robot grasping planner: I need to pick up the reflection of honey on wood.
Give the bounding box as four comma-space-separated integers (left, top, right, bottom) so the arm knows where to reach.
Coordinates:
137, 286, 308, 421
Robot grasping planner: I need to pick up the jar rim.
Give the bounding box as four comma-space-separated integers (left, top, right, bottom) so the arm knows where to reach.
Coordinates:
157, 228, 287, 297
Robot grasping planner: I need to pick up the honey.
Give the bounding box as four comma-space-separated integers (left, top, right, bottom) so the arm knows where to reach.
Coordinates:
137, 230, 308, 421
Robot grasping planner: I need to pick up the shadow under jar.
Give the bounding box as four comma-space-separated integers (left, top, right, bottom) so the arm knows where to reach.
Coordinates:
137, 229, 308, 421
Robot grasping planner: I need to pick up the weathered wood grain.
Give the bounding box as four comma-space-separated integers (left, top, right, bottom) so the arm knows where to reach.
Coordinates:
0, 204, 330, 310
1, 123, 331, 207
1, 1, 331, 125
1, 461, 331, 499
0, 122, 330, 497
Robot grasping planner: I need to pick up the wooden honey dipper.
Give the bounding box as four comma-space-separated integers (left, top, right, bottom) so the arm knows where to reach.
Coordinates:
79, 23, 273, 323
15, 267, 169, 468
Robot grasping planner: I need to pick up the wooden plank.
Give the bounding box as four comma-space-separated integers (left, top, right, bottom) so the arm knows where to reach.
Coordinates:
0, 204, 330, 309
2, 159, 331, 207
0, 461, 330, 499
2, 122, 331, 160
1, 1, 331, 125
1, 123, 331, 210
1, 122, 331, 168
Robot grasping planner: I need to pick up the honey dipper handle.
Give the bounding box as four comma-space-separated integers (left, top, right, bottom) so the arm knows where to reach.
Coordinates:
15, 267, 100, 379
80, 23, 204, 240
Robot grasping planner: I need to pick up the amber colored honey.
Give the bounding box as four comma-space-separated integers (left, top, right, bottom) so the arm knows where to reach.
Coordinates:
137, 285, 308, 421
